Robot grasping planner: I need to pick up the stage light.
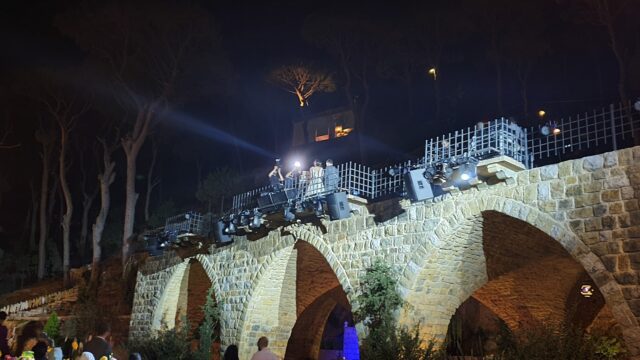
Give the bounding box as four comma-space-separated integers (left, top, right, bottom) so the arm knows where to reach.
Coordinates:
553, 127, 561, 135
224, 222, 236, 234
250, 209, 262, 229
540, 125, 551, 136
460, 173, 471, 181
294, 161, 301, 168
538, 110, 546, 118
284, 207, 296, 222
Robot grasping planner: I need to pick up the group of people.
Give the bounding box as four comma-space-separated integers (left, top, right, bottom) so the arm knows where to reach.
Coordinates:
268, 159, 340, 199
0, 312, 123, 360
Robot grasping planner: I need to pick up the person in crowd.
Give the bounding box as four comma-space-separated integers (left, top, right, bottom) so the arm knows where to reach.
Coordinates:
13, 320, 43, 356
307, 160, 325, 197
0, 311, 10, 357
223, 344, 239, 360
284, 163, 301, 190
31, 341, 48, 360
323, 159, 340, 192
268, 163, 284, 191
250, 336, 277, 360
82, 322, 112, 360
79, 352, 96, 360
129, 352, 142, 360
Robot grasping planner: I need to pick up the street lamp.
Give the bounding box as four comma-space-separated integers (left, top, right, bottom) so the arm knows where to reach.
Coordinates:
538, 110, 546, 118
428, 67, 437, 80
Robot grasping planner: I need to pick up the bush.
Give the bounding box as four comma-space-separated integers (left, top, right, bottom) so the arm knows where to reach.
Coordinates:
128, 320, 194, 360
494, 322, 626, 360
44, 311, 62, 345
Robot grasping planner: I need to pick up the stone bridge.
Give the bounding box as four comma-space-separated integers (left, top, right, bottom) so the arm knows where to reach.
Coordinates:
129, 147, 640, 359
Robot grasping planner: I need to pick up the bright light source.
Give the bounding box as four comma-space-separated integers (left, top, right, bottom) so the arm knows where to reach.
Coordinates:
294, 161, 301, 168
580, 284, 593, 298
538, 110, 546, 118
553, 128, 561, 135
460, 173, 471, 181
428, 67, 437, 79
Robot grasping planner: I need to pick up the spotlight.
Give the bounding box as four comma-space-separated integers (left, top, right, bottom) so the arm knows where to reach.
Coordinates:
460, 173, 471, 181
284, 207, 296, 222
540, 121, 559, 136
580, 284, 593, 298
294, 161, 301, 168
250, 209, 262, 229
224, 222, 236, 234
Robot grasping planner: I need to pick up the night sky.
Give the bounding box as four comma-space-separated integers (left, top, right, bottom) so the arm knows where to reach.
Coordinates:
0, 0, 638, 273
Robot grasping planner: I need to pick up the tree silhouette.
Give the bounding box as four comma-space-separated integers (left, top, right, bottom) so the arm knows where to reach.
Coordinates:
268, 64, 335, 107
57, 1, 227, 269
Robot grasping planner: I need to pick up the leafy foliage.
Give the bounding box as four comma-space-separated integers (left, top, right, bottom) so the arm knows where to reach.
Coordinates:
44, 311, 61, 345
354, 260, 403, 329
355, 260, 444, 360
147, 200, 177, 229
494, 321, 626, 360
128, 320, 194, 360
193, 287, 222, 360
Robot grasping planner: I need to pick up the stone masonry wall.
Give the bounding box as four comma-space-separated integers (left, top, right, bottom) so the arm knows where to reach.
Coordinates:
129, 146, 640, 358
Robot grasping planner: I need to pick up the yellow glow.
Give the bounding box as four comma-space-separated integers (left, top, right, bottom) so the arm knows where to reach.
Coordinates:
335, 125, 343, 133
538, 110, 546, 118
428, 67, 437, 79
315, 134, 330, 142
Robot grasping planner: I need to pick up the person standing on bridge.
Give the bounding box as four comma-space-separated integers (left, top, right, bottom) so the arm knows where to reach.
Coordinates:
250, 336, 277, 360
324, 159, 340, 192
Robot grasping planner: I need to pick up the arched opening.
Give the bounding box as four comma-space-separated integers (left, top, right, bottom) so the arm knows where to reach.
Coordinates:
151, 259, 219, 357
285, 241, 355, 360
443, 211, 621, 356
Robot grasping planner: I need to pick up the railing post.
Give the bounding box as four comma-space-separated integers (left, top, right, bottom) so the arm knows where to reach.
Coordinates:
610, 103, 618, 150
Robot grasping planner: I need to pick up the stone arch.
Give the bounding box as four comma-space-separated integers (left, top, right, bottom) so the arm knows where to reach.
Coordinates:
289, 226, 354, 298
401, 195, 639, 353
238, 246, 298, 359
151, 257, 220, 334
285, 241, 354, 360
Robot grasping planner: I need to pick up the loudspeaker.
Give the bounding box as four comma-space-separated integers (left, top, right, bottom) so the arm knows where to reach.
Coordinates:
212, 220, 232, 244
327, 191, 351, 220
270, 191, 288, 205
404, 169, 434, 202
257, 193, 272, 208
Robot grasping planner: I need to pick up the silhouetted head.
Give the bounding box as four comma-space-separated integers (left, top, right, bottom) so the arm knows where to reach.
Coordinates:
223, 344, 239, 360
94, 321, 111, 337
257, 336, 269, 351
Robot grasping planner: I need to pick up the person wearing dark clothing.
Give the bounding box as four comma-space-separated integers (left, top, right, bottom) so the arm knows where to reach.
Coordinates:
223, 344, 239, 360
268, 165, 283, 191
83, 322, 112, 359
0, 311, 10, 357
324, 159, 340, 192
32, 341, 48, 360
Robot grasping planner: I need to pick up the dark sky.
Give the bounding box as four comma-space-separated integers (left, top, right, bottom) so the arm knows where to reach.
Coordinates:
0, 0, 637, 254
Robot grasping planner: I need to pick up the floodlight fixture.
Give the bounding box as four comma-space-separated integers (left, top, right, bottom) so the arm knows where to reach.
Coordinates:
250, 209, 262, 229
284, 207, 296, 222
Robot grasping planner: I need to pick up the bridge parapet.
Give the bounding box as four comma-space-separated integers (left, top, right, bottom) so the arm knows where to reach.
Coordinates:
130, 146, 640, 357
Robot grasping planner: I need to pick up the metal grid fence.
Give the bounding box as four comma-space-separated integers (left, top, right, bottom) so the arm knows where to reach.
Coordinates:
425, 118, 530, 168
528, 102, 639, 163
230, 103, 640, 213
164, 211, 210, 240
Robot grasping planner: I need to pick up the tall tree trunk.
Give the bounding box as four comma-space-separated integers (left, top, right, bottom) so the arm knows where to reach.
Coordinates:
144, 141, 159, 223
37, 143, 52, 280
122, 105, 153, 270
58, 126, 73, 287
79, 191, 96, 259
91, 146, 115, 286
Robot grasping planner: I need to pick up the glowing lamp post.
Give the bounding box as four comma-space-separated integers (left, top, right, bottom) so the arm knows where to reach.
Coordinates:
428, 67, 437, 80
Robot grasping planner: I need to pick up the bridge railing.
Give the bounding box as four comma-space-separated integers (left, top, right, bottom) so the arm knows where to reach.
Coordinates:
529, 102, 639, 164
425, 117, 531, 168
230, 103, 640, 213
